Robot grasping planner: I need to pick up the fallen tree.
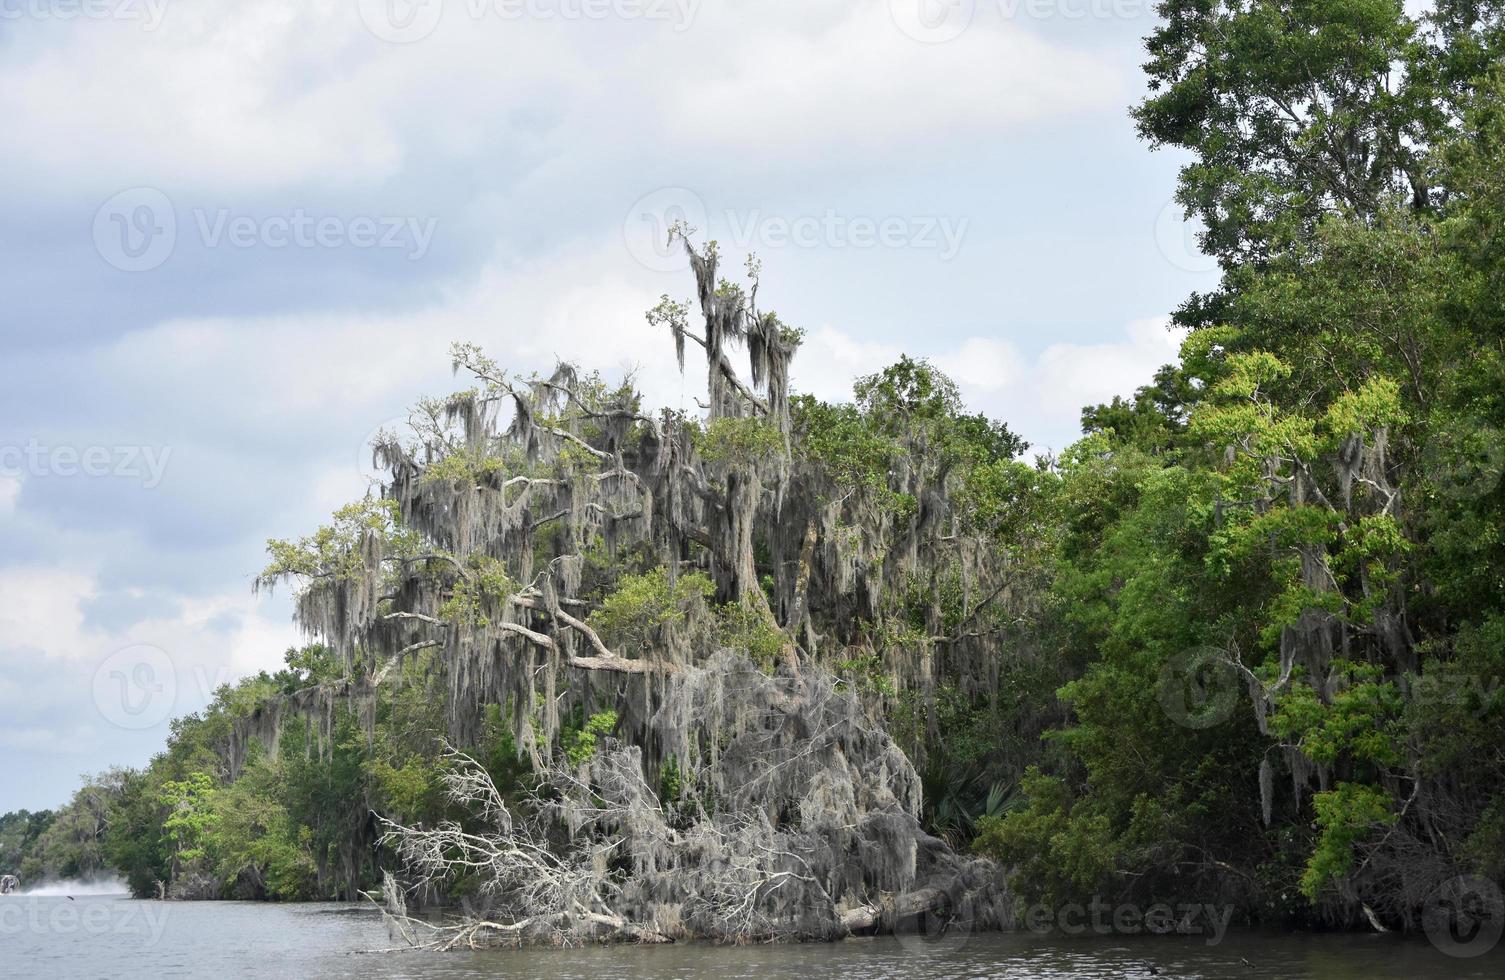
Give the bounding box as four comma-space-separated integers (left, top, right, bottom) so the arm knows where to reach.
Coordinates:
374, 650, 1007, 946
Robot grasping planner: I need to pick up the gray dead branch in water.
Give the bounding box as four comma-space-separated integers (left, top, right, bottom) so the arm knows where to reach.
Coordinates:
376, 656, 1006, 945
253, 230, 1012, 944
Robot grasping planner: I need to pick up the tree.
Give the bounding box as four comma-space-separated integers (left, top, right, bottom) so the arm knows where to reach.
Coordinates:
254, 233, 1021, 943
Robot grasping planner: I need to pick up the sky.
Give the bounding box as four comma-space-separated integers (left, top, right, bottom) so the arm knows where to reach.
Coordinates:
0, 0, 1219, 810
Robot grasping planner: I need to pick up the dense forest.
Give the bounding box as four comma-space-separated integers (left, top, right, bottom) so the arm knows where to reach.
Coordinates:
6, 0, 1505, 946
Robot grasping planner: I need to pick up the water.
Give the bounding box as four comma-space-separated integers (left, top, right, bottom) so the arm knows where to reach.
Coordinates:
6, 894, 1503, 979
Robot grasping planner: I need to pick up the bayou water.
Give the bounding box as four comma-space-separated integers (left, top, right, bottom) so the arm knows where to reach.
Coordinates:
7, 893, 1504, 978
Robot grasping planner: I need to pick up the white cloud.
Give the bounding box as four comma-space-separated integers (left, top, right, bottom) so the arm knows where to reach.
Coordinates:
0, 2, 1123, 196
785, 316, 1185, 453
0, 3, 406, 193
1027, 316, 1186, 423
788, 326, 903, 402
102, 312, 457, 436
668, 8, 1123, 157
0, 724, 101, 754
0, 567, 98, 660
0, 475, 19, 516
957, 316, 1186, 451
91, 237, 686, 448
0, 563, 296, 673
934, 337, 1024, 391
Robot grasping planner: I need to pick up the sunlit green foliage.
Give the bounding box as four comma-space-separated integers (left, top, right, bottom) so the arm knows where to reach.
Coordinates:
1301, 783, 1397, 899
563, 710, 619, 768
438, 554, 517, 628
694, 416, 784, 465
261, 498, 418, 583
589, 567, 715, 651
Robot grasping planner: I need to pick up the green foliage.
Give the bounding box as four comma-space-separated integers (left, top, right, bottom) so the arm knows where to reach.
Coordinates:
794, 357, 1026, 528
1135, 0, 1428, 267
982, 14, 1505, 929
23, 773, 128, 882
1300, 783, 1397, 899
420, 448, 509, 486
261, 498, 417, 584
160, 771, 218, 865
589, 567, 714, 650
713, 597, 787, 670
103, 770, 170, 896
0, 808, 54, 879
835, 652, 896, 698
208, 753, 317, 900
694, 416, 784, 465
1266, 664, 1404, 768
792, 396, 897, 491
973, 768, 1116, 907
853, 355, 1026, 466
278, 643, 342, 689
659, 756, 685, 806
563, 710, 619, 768
438, 554, 518, 628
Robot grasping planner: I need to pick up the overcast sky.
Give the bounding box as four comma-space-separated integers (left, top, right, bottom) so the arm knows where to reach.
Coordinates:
0, 0, 1218, 810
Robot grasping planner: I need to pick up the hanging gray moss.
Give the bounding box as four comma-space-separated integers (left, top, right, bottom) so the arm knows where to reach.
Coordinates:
378, 651, 1007, 945
251, 234, 1018, 943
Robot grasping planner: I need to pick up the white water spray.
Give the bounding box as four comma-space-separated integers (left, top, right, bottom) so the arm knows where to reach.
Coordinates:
16, 877, 129, 897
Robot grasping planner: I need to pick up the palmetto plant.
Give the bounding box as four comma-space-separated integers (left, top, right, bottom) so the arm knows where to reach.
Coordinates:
921, 763, 1019, 848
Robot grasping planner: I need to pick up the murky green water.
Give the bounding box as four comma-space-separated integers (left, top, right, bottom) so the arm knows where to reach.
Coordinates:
6, 894, 1504, 979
